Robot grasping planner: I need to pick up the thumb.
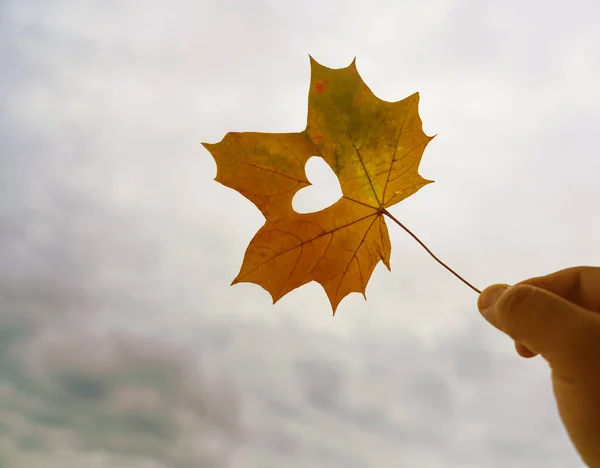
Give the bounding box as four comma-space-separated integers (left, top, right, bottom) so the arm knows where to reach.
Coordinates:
477, 283, 600, 366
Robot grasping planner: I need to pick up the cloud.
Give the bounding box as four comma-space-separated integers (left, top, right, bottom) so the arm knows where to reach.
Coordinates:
0, 279, 582, 467
0, 279, 240, 468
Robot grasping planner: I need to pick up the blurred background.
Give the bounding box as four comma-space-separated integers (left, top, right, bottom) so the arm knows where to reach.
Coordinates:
1, 1, 599, 466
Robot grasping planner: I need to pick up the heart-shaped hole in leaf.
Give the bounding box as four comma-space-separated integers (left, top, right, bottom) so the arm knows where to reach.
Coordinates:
292, 156, 343, 214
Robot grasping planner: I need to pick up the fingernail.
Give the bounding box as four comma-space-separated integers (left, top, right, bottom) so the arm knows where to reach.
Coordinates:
478, 284, 510, 314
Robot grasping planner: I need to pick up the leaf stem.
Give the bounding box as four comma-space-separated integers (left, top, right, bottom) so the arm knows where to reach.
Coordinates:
382, 209, 481, 294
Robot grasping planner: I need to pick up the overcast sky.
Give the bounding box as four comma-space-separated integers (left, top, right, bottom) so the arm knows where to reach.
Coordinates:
1, 0, 599, 467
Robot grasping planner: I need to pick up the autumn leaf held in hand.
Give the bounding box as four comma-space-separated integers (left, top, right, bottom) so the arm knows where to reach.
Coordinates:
203, 57, 479, 313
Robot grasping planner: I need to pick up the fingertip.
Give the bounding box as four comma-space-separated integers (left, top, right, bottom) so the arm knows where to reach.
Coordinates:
478, 283, 511, 313
515, 341, 538, 358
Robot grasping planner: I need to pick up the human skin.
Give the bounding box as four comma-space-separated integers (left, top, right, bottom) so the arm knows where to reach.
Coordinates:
477, 266, 600, 467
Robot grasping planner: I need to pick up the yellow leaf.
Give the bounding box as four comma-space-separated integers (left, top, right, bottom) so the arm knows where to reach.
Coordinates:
203, 57, 434, 313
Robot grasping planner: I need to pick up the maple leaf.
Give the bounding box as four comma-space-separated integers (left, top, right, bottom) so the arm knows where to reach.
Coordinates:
203, 57, 436, 313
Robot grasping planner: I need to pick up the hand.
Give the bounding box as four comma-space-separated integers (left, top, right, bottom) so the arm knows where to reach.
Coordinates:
477, 266, 600, 467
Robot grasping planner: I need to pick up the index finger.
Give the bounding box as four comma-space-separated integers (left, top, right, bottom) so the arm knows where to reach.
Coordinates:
517, 266, 600, 313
